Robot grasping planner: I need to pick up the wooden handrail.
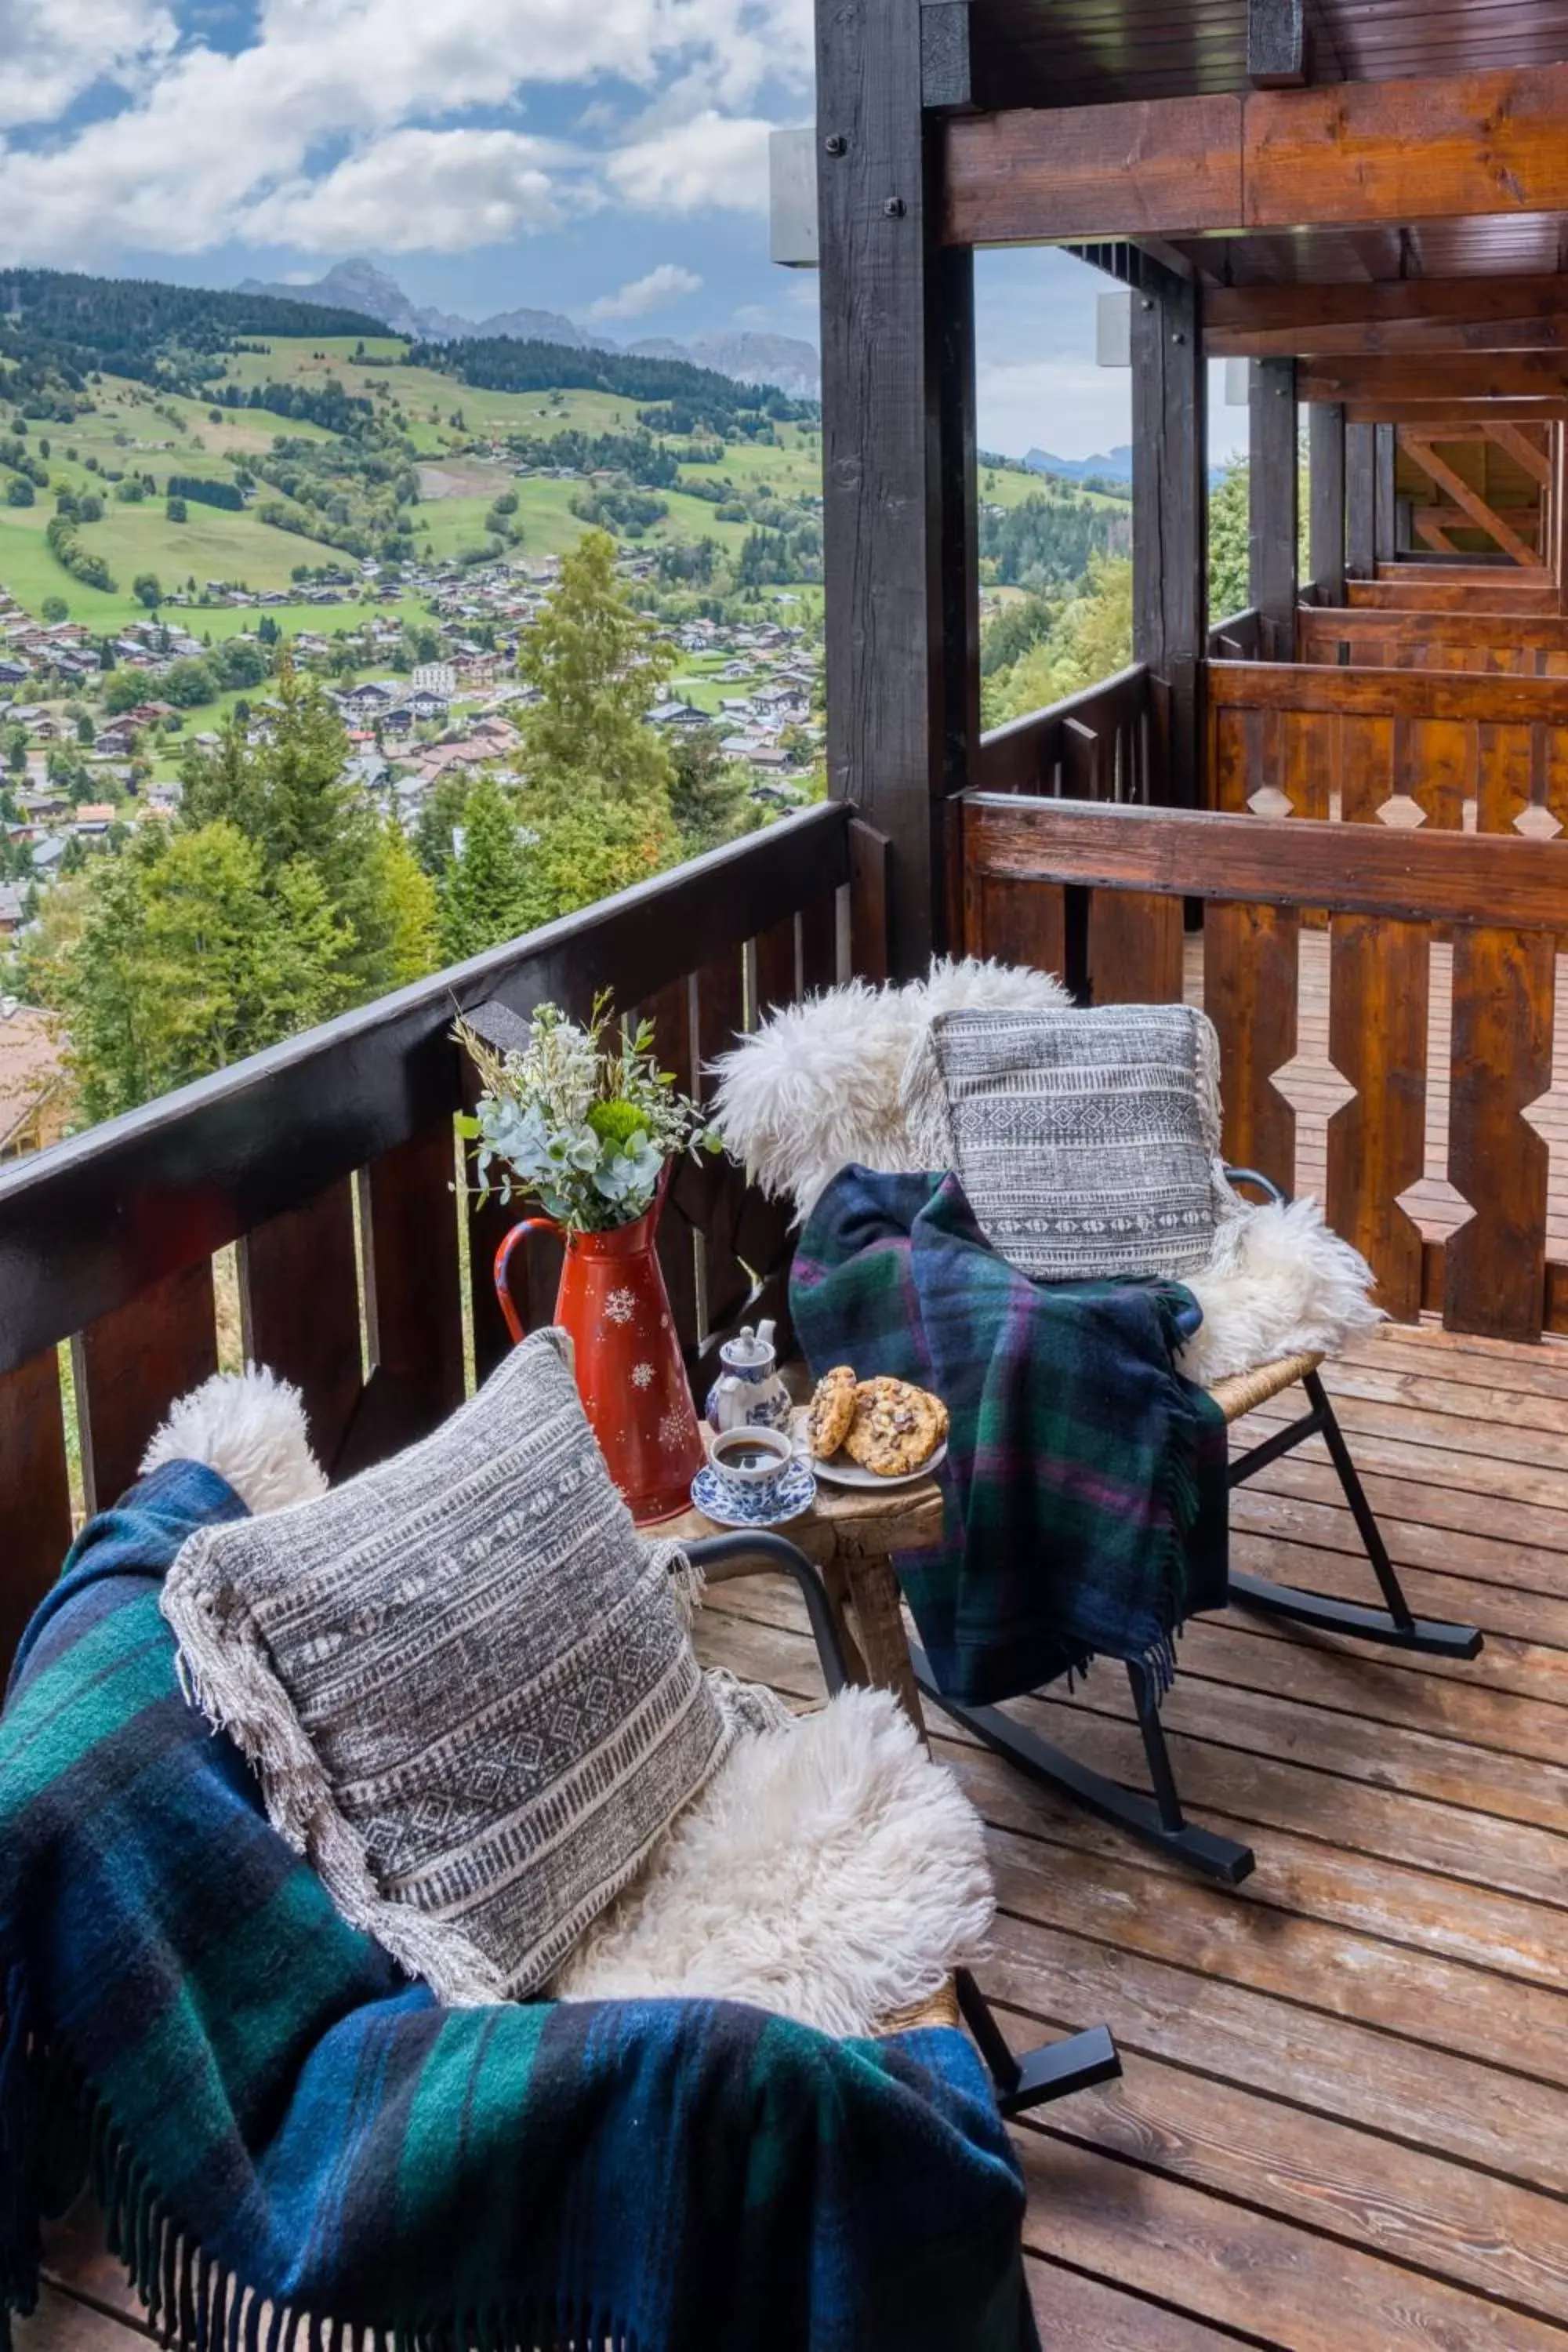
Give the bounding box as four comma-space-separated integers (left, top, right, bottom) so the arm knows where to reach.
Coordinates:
975, 665, 1155, 799
959, 793, 1568, 929
0, 802, 851, 1378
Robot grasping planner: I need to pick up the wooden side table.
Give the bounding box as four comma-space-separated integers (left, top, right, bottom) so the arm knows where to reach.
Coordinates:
665, 1459, 943, 1733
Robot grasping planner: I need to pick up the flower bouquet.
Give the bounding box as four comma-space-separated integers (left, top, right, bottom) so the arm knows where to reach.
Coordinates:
454, 994, 719, 1521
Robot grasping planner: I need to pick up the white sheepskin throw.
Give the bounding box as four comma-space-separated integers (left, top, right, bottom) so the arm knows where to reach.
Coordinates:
710, 956, 1069, 1220
713, 960, 1383, 1379
141, 1365, 327, 1515
144, 1374, 988, 2034
552, 1684, 992, 2038
1178, 1196, 1383, 1385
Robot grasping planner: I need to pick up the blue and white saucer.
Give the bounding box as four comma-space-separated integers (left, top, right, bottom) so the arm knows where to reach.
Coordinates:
690, 1459, 817, 1529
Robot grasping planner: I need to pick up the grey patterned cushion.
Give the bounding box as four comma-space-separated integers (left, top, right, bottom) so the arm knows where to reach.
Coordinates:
905, 1003, 1226, 1282
162, 1329, 733, 2005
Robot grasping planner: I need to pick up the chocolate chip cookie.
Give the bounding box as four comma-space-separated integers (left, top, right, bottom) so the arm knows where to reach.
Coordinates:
843, 1377, 944, 1476
807, 1364, 859, 1460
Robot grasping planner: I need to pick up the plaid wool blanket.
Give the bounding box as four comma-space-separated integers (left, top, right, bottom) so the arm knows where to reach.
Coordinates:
0, 1460, 1039, 2352
791, 1167, 1229, 1705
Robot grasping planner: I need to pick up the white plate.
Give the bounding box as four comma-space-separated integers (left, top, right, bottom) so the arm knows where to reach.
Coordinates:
811, 1440, 947, 1491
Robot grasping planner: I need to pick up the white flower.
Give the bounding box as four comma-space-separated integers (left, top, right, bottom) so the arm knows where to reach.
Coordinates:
604, 1287, 637, 1325
631, 1362, 655, 1389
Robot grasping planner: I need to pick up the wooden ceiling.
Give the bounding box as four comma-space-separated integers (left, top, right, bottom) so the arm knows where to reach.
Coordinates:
960, 5, 1568, 288
971, 0, 1568, 107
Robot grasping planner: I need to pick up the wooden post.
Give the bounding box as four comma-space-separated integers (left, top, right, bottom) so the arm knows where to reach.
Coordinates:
1250, 357, 1298, 658
1132, 263, 1207, 806
1376, 423, 1398, 561
1308, 401, 1346, 604
1347, 419, 1377, 575
818, 0, 976, 977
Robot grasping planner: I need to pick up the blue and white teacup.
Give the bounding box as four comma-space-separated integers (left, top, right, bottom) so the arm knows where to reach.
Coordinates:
703, 1423, 804, 1520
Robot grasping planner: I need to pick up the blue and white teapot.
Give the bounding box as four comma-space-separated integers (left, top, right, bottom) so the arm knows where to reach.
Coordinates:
705, 1319, 793, 1435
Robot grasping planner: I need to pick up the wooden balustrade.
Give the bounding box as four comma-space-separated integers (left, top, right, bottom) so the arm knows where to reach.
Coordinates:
958, 792, 1568, 1349
1207, 608, 1264, 662
1207, 657, 1568, 834
1297, 604, 1568, 676
973, 665, 1161, 800
1347, 573, 1561, 615
0, 805, 857, 1668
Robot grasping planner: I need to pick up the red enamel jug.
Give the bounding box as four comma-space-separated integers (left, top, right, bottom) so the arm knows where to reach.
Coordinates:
495, 1182, 704, 1524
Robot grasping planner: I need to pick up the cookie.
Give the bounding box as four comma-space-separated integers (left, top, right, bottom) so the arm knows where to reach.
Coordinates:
807, 1365, 858, 1460
844, 1377, 943, 1476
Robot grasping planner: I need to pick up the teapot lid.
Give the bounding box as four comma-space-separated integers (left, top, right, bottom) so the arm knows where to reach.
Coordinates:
723, 1321, 775, 1365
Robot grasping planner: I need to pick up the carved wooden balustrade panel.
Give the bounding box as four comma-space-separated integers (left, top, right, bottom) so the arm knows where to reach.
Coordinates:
959, 793, 1568, 1350
1208, 660, 1568, 840
0, 808, 855, 1672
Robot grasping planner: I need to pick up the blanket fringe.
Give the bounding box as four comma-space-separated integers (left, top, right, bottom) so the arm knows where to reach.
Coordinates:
2, 2043, 652, 2352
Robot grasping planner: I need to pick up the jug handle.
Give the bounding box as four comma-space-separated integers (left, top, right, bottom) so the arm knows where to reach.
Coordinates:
494, 1217, 564, 1346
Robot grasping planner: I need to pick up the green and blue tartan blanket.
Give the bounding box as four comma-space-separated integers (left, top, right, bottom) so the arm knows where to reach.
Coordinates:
0, 1459, 1039, 2352
791, 1167, 1230, 1706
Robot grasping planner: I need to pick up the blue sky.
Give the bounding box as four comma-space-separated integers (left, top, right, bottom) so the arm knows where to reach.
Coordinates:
0, 0, 1247, 463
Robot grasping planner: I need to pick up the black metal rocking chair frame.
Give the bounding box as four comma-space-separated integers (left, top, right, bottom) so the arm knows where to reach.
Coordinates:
906, 1169, 1484, 1890
685, 1530, 1122, 2118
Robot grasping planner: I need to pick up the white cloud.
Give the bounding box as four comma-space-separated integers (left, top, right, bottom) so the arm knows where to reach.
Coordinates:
585, 261, 702, 321
606, 111, 773, 216
246, 129, 566, 253
0, 0, 177, 129
0, 1, 812, 261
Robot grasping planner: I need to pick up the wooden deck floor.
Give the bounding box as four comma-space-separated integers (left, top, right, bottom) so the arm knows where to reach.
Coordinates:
25, 1319, 1568, 2350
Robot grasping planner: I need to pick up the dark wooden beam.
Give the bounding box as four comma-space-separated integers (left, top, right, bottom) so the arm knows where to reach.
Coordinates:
1207, 283, 1568, 361
920, 0, 971, 110
1250, 358, 1298, 659
1346, 419, 1377, 578
1375, 424, 1398, 562
1131, 264, 1206, 808
943, 95, 1242, 245
819, 0, 968, 975
1301, 355, 1568, 405
1248, 0, 1307, 87
1308, 402, 1346, 602
1344, 397, 1568, 426
942, 66, 1568, 246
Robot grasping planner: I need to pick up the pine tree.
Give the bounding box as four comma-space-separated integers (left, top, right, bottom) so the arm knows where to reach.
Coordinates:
179, 655, 414, 998
438, 775, 535, 963
667, 727, 761, 856
49, 824, 356, 1121
514, 528, 681, 913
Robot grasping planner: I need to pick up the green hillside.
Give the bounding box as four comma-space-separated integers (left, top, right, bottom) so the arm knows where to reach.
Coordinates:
0, 271, 1124, 636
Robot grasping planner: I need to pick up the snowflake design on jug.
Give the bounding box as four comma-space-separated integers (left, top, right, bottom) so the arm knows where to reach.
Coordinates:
659, 1407, 689, 1449
604, 1287, 637, 1326
631, 1362, 655, 1389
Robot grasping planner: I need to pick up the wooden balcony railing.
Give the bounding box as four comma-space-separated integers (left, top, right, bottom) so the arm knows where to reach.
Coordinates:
1206, 608, 1264, 662
1348, 572, 1560, 615
956, 792, 1568, 1351
973, 665, 1160, 801
1296, 604, 1568, 676
0, 804, 857, 1667
1207, 658, 1568, 833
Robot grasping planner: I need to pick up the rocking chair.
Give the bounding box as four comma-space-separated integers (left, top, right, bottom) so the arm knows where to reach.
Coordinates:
908, 1170, 1484, 1889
